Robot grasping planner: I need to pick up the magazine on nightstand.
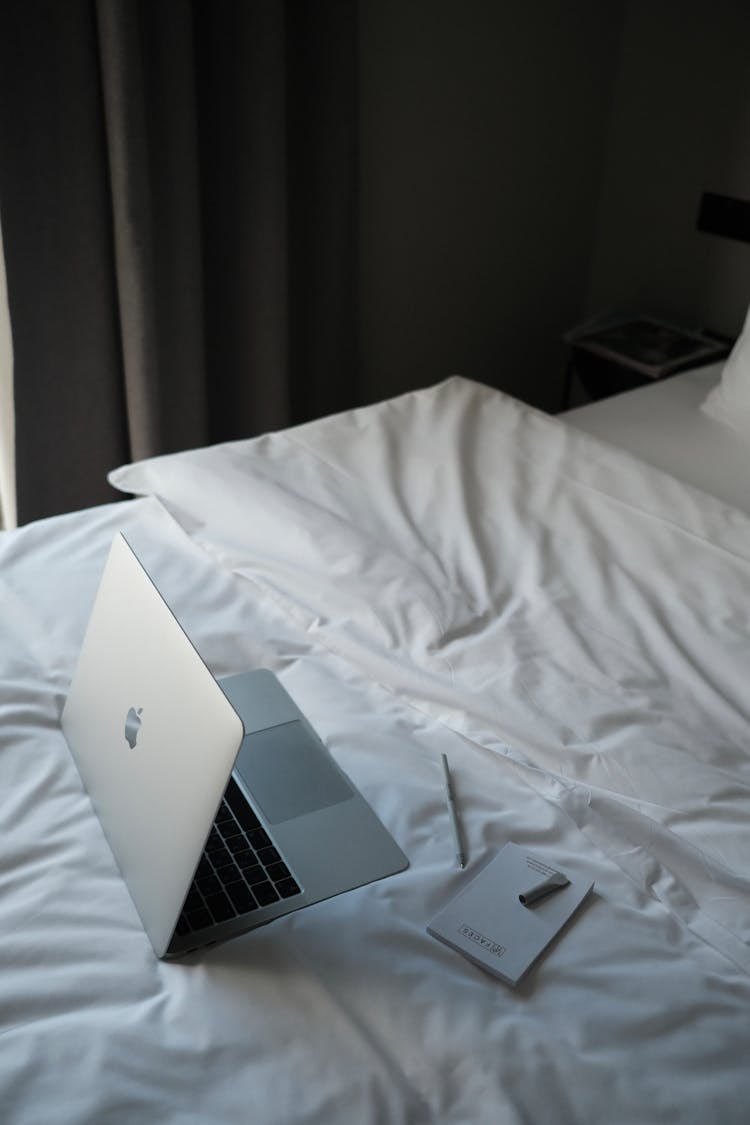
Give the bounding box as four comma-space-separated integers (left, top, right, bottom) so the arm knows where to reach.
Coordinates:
566, 317, 729, 380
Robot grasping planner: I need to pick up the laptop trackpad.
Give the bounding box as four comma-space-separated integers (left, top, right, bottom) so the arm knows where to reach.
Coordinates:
236, 720, 353, 825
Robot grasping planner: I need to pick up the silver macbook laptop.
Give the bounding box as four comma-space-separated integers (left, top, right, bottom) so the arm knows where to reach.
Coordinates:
61, 533, 408, 958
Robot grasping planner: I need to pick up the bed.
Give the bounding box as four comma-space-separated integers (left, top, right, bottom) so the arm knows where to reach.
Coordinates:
2, 356, 750, 1122
563, 361, 750, 515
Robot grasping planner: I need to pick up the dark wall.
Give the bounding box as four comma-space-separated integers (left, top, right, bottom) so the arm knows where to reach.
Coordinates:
586, 0, 750, 337
357, 0, 750, 413
357, 0, 626, 412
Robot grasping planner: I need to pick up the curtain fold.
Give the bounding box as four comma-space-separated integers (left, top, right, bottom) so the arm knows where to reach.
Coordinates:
96, 0, 210, 461
0, 0, 129, 525
0, 213, 15, 529
0, 0, 358, 525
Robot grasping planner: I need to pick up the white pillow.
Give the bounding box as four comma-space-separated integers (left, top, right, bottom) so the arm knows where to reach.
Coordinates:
701, 303, 750, 438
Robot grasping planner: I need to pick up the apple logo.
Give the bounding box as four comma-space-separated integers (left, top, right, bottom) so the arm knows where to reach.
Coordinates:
124, 707, 144, 749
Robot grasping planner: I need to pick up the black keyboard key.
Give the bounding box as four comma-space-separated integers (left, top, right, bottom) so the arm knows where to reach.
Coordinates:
213, 860, 239, 883
185, 906, 212, 932
253, 880, 279, 907
265, 860, 290, 883
196, 857, 212, 879
225, 881, 257, 914
248, 827, 272, 851
257, 845, 280, 866
234, 849, 259, 869
209, 844, 233, 869
197, 873, 221, 897
184, 888, 203, 913
245, 865, 267, 886
237, 860, 262, 882
219, 821, 242, 842
205, 829, 223, 852
176, 916, 190, 936
204, 891, 236, 923
225, 778, 261, 831
226, 834, 251, 855
215, 803, 234, 824
276, 877, 301, 899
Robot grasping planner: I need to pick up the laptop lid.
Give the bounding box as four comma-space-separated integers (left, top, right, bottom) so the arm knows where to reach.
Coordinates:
61, 533, 244, 958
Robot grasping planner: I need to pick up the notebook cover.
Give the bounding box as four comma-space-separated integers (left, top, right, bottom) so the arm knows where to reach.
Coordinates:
427, 844, 593, 986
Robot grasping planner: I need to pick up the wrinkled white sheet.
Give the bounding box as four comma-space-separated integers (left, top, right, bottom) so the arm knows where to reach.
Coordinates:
2, 378, 750, 1123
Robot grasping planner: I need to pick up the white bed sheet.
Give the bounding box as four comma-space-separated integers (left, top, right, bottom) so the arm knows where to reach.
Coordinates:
2, 378, 750, 1123
564, 362, 750, 515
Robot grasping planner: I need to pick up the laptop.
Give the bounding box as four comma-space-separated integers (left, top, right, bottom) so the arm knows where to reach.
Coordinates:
61, 533, 408, 958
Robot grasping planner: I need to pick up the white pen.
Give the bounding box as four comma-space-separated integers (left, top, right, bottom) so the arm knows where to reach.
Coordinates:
441, 753, 465, 869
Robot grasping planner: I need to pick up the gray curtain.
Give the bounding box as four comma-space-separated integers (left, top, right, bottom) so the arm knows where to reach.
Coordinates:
0, 0, 358, 524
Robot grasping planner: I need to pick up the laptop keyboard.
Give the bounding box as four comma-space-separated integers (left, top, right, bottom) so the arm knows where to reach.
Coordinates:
176, 776, 301, 937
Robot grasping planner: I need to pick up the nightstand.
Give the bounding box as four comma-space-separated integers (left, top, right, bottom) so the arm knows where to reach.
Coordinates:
562, 317, 731, 411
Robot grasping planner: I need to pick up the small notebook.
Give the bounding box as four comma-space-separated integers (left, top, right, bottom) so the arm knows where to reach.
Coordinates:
427, 843, 593, 986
